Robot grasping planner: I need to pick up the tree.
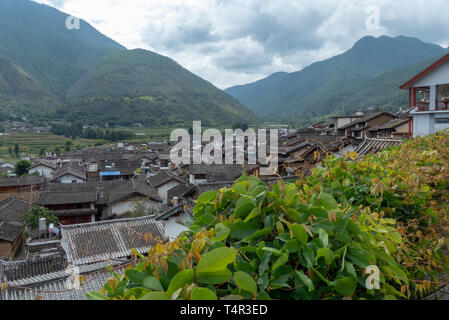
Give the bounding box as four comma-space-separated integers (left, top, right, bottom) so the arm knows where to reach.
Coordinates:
8, 146, 12, 155
14, 160, 32, 176
22, 207, 58, 229
39, 147, 46, 158
54, 146, 61, 154
232, 122, 249, 131
14, 144, 19, 157
64, 139, 73, 152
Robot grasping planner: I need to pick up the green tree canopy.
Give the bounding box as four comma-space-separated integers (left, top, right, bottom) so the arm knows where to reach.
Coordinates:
14, 159, 31, 176
22, 206, 58, 229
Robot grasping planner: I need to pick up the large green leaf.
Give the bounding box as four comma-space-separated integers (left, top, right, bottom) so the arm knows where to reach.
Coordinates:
142, 276, 164, 291
234, 271, 257, 295
291, 224, 308, 245
272, 253, 288, 273
197, 191, 217, 203
316, 248, 335, 265
196, 247, 236, 273
197, 268, 232, 285
139, 291, 170, 300
167, 269, 194, 296
125, 270, 145, 284
318, 192, 338, 210
191, 287, 217, 300
296, 270, 314, 291
230, 221, 259, 239
332, 277, 356, 296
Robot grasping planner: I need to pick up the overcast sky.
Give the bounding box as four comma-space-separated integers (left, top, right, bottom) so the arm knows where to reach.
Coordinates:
34, 0, 449, 89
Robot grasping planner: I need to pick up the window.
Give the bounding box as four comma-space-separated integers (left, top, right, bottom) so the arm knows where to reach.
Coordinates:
435, 118, 449, 124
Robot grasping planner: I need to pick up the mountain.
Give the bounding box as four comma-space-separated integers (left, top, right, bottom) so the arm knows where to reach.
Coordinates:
0, 0, 254, 127
0, 0, 125, 98
64, 49, 256, 127
226, 35, 448, 125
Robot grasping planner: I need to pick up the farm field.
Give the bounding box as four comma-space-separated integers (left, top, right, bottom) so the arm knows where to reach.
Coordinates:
0, 133, 100, 161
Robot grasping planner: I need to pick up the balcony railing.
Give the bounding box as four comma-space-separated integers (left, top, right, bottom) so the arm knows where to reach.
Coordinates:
416, 100, 449, 112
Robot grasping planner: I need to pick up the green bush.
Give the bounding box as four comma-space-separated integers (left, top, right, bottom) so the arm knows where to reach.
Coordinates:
89, 131, 449, 300
22, 206, 59, 229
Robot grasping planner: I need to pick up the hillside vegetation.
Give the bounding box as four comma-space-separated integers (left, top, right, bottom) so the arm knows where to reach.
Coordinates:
90, 131, 449, 300
0, 0, 255, 127
226, 35, 448, 126
63, 49, 256, 127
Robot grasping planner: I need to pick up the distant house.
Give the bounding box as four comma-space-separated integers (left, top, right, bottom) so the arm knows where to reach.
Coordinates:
329, 115, 363, 135
28, 160, 57, 179
337, 112, 396, 138
36, 190, 97, 225
148, 171, 184, 204
400, 52, 449, 137
101, 179, 162, 219
188, 164, 246, 185
368, 118, 410, 139
50, 165, 87, 184
0, 176, 46, 194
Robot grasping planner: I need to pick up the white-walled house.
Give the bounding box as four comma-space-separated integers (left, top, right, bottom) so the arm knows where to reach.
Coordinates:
50, 165, 87, 184
400, 52, 449, 137
147, 171, 184, 204
28, 160, 57, 179
156, 204, 193, 241
101, 179, 163, 219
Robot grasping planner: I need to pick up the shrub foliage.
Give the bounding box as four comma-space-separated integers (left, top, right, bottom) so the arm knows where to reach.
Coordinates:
89, 131, 449, 300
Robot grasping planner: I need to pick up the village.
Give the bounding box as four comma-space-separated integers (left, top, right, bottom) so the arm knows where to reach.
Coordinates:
1, 49, 449, 301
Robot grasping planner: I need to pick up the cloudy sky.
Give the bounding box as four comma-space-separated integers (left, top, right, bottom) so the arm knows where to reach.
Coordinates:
34, 0, 449, 89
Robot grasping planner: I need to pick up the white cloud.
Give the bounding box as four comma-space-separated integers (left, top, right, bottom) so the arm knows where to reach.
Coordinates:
34, 0, 449, 89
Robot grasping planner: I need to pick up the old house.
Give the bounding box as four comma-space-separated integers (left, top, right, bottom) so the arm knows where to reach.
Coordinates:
368, 118, 410, 139
28, 160, 57, 179
400, 52, 449, 137
0, 176, 45, 203
1, 216, 165, 300
50, 165, 87, 184
337, 112, 396, 138
0, 198, 29, 259
100, 179, 162, 219
147, 171, 184, 204
36, 190, 97, 225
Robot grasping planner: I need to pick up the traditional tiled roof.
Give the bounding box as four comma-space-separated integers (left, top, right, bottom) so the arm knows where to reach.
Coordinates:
0, 197, 30, 224
148, 171, 184, 188
354, 138, 404, 158
369, 118, 409, 131
338, 112, 392, 130
1, 254, 67, 282
37, 191, 96, 205
1, 261, 128, 300
60, 216, 165, 265
29, 160, 57, 171
0, 220, 22, 242
167, 183, 195, 200
189, 164, 247, 182
0, 176, 45, 188
50, 165, 86, 182
106, 179, 161, 205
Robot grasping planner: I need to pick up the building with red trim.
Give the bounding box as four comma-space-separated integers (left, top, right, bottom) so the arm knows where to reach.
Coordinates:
399, 52, 449, 137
